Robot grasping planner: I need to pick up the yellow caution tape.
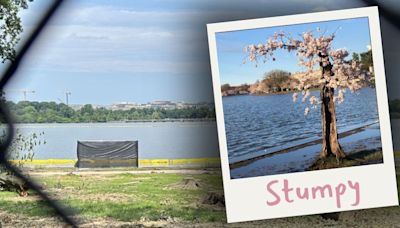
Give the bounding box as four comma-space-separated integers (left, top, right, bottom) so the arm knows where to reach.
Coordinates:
9, 157, 221, 167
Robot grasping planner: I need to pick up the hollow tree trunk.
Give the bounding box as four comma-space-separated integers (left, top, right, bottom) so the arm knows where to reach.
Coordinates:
319, 57, 346, 160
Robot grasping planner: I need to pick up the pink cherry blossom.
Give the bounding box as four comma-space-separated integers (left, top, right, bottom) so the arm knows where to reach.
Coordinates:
244, 29, 372, 114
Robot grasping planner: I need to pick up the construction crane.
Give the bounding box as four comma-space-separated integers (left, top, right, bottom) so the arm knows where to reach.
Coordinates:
64, 91, 71, 105
6, 89, 35, 101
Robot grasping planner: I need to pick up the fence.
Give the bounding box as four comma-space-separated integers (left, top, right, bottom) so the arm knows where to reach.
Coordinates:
0, 0, 396, 227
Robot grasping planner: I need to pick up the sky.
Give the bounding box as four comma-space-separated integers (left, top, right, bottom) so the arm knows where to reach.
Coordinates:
216, 17, 371, 85
2, 0, 400, 105
4, 0, 215, 105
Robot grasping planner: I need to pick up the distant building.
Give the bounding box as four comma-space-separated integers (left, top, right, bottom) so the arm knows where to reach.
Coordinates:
71, 101, 215, 111
70, 104, 84, 111
148, 101, 176, 109
109, 102, 141, 111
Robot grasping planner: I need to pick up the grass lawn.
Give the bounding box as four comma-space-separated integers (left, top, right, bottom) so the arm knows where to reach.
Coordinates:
0, 151, 399, 227
0, 171, 226, 223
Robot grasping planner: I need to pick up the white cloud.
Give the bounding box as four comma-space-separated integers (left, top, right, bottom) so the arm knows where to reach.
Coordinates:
19, 19, 203, 74
16, 0, 366, 77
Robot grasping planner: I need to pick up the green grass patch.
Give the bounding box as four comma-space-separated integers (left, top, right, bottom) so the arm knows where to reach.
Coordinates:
4, 163, 398, 223
0, 194, 56, 217
0, 171, 226, 222
66, 199, 224, 221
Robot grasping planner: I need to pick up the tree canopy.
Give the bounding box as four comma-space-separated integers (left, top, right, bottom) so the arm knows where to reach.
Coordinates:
244, 29, 373, 115
0, 0, 32, 62
6, 101, 216, 123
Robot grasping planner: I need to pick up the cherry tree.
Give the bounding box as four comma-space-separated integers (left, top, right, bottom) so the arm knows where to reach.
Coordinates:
244, 28, 372, 161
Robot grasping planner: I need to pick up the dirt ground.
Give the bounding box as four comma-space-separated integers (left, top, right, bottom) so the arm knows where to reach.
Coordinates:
1, 207, 400, 228
27, 168, 216, 177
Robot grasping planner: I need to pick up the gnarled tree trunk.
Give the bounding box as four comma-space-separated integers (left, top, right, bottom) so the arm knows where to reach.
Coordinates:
0, 174, 28, 196
319, 56, 346, 160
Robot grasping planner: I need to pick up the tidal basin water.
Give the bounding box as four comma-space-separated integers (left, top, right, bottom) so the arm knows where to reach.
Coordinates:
12, 121, 219, 160
7, 87, 400, 168
223, 88, 381, 164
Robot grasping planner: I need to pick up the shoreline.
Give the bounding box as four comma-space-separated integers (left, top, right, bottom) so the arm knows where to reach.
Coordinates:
222, 86, 375, 98
9, 157, 221, 169
222, 90, 297, 98
230, 122, 382, 178
124, 118, 216, 123
229, 122, 379, 170
8, 118, 216, 125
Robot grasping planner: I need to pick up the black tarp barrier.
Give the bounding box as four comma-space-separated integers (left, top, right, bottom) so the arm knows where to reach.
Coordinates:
76, 140, 138, 168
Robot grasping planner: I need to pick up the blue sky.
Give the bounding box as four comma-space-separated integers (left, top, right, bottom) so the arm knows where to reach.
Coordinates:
216, 17, 371, 85
5, 0, 215, 105
2, 1, 400, 104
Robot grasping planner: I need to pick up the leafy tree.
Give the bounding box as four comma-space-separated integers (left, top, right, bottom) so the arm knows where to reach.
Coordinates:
0, 0, 34, 194
352, 52, 360, 63
360, 49, 373, 71
262, 70, 297, 92
6, 101, 216, 123
245, 29, 372, 161
221, 84, 231, 92
80, 104, 94, 115
0, 0, 32, 62
151, 111, 161, 119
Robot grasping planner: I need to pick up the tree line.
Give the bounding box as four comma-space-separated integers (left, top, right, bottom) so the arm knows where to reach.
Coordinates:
221, 70, 303, 96
221, 49, 374, 97
5, 101, 216, 123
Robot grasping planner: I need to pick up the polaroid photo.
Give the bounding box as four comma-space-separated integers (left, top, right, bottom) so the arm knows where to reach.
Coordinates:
207, 6, 398, 222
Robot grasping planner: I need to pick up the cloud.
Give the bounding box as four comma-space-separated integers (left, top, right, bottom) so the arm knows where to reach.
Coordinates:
49, 4, 207, 28
19, 20, 202, 74
16, 0, 371, 77
20, 55, 210, 74
18, 23, 208, 75
67, 33, 110, 41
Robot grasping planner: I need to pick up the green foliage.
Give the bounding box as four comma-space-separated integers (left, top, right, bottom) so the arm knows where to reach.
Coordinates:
0, 172, 225, 222
352, 52, 360, 63
0, 129, 45, 169
6, 101, 216, 123
7, 131, 45, 164
352, 49, 375, 86
0, 129, 44, 194
352, 49, 373, 71
360, 49, 373, 69
0, 0, 32, 62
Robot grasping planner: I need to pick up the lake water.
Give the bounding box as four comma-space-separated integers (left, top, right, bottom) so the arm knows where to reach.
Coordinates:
12, 121, 220, 160
223, 88, 381, 163
6, 87, 400, 162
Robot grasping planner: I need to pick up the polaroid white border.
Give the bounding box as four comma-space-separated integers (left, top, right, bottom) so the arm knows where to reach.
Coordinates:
207, 7, 398, 223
